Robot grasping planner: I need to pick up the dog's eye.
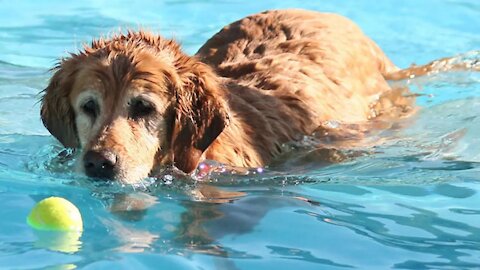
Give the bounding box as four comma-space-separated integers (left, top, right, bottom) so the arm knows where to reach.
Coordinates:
81, 99, 98, 118
130, 99, 155, 119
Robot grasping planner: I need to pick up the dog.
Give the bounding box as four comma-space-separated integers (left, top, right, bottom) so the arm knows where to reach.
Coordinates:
41, 9, 451, 184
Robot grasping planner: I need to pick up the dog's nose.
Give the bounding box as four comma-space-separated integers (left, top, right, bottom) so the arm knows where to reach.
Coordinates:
83, 150, 118, 180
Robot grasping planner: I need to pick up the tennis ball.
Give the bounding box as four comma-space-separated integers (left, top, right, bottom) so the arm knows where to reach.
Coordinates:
27, 197, 83, 232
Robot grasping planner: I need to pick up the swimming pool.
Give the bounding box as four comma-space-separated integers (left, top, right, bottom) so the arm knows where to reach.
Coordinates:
1, 0, 479, 269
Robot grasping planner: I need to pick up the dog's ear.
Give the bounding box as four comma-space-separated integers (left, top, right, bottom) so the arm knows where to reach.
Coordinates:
40, 60, 79, 148
170, 61, 229, 173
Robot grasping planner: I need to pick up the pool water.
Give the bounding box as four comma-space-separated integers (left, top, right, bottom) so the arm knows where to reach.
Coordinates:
1, 0, 480, 269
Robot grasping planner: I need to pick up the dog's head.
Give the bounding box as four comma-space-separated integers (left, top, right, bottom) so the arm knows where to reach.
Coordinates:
41, 31, 229, 183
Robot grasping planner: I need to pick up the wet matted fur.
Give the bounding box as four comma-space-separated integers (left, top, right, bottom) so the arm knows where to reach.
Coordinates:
41, 9, 416, 183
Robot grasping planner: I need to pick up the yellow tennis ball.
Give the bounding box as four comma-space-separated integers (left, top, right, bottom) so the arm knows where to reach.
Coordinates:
27, 197, 83, 232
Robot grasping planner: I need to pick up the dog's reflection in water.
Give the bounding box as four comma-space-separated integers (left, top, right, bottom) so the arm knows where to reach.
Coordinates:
103, 181, 317, 257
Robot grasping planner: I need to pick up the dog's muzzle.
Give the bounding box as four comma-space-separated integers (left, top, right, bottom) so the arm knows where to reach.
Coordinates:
83, 150, 118, 180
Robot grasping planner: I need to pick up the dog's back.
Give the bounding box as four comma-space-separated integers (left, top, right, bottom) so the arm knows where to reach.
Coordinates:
197, 10, 400, 126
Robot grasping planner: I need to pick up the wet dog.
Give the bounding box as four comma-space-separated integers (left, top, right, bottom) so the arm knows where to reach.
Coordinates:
42, 9, 448, 183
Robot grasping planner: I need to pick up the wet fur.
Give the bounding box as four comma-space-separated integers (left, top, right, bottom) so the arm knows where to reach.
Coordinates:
41, 9, 414, 183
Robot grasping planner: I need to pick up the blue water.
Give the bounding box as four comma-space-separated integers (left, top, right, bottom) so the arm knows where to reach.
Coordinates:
1, 0, 480, 269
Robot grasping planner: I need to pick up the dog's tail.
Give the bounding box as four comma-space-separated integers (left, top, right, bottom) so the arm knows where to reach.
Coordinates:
385, 50, 480, 81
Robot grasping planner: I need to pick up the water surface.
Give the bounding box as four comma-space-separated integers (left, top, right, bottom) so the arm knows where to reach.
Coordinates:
0, 0, 479, 269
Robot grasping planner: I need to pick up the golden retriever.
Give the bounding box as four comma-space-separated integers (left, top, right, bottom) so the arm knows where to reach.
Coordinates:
41, 9, 448, 183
